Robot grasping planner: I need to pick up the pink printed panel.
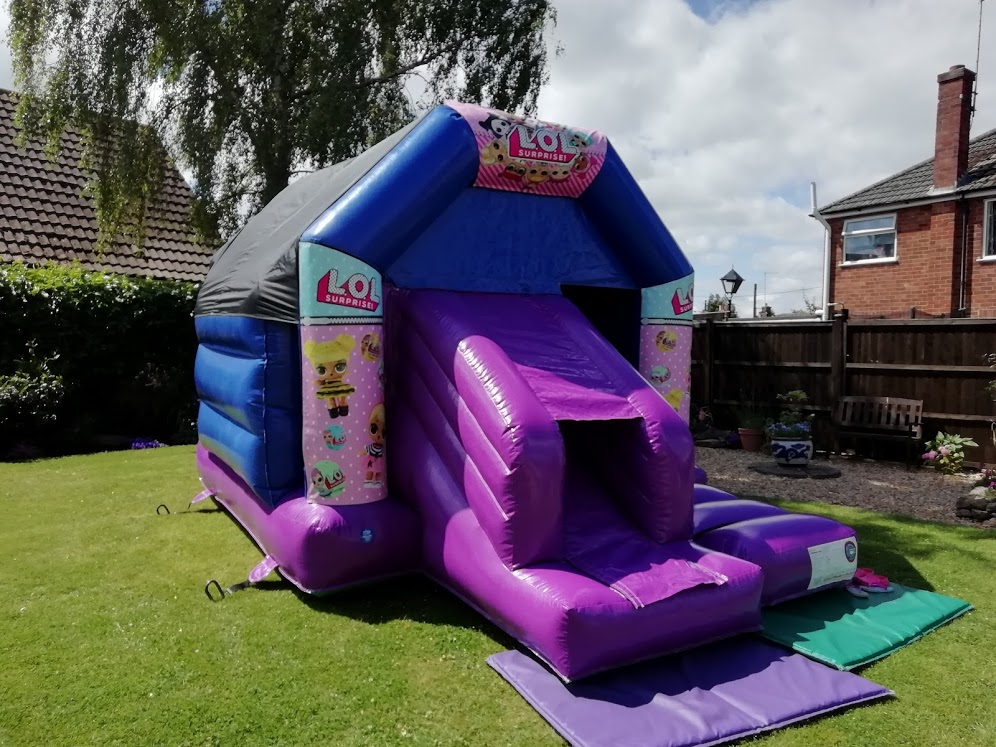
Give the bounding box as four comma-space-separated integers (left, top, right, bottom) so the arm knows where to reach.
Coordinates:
301, 323, 386, 506
639, 324, 693, 425
446, 100, 607, 198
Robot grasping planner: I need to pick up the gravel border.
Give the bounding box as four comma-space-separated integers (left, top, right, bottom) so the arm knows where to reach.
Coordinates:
694, 446, 994, 529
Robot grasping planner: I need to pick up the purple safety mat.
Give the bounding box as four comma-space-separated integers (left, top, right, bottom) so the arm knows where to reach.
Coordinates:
488, 638, 892, 747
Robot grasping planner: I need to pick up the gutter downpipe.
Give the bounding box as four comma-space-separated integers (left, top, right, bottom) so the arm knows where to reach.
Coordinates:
957, 191, 969, 317
810, 182, 832, 320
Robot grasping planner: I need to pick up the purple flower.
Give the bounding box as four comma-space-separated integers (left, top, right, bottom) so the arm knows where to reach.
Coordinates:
131, 438, 166, 450
922, 450, 938, 460
938, 446, 951, 457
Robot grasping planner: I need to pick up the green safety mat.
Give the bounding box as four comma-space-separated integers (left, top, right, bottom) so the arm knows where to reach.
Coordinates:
761, 584, 973, 671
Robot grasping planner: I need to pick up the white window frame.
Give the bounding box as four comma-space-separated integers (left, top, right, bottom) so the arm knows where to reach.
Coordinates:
841, 213, 898, 266
982, 199, 996, 262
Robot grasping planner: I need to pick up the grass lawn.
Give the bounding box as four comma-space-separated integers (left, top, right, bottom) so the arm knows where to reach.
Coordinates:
0, 446, 993, 746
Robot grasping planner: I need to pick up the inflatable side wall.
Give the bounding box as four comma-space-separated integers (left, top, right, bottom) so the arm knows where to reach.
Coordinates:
194, 316, 302, 505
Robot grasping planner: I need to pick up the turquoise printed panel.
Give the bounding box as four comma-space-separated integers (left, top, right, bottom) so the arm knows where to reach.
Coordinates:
641, 272, 694, 323
299, 241, 384, 320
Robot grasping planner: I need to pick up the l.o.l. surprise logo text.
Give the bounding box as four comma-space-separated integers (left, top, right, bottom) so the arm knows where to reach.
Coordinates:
671, 284, 694, 316
507, 125, 591, 165
317, 269, 381, 312
478, 111, 594, 188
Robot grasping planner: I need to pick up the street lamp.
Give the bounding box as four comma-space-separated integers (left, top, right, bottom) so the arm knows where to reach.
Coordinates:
720, 268, 744, 319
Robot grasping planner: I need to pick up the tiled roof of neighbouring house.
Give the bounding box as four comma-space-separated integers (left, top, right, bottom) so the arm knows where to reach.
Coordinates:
818, 126, 996, 215
0, 89, 216, 282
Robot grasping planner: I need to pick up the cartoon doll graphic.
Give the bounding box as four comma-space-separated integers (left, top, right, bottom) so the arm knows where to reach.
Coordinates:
359, 403, 386, 488
663, 388, 684, 412
480, 139, 509, 166
323, 424, 346, 450
360, 333, 382, 363
304, 335, 356, 418
549, 166, 572, 181
523, 164, 552, 187
649, 365, 671, 389
568, 131, 590, 150
310, 461, 346, 500
655, 329, 678, 353
501, 161, 528, 182
479, 113, 514, 139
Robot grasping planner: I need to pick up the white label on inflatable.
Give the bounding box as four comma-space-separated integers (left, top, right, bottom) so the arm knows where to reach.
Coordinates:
807, 537, 858, 590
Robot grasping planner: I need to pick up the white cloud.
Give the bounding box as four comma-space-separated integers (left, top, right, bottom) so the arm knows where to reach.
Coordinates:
538, 0, 994, 313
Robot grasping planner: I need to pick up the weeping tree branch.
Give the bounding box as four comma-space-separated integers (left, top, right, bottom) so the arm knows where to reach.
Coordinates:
8, 0, 558, 243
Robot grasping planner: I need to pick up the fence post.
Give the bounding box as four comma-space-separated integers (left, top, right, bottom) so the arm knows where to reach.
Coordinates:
703, 319, 715, 408
830, 311, 847, 404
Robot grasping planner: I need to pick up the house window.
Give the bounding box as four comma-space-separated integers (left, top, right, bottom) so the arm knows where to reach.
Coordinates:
984, 200, 996, 258
842, 215, 897, 263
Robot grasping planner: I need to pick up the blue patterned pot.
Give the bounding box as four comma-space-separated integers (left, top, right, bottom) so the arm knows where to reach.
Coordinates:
770, 439, 813, 466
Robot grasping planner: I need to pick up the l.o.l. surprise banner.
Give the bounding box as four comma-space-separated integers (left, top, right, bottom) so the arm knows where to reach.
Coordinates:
446, 100, 607, 198
299, 242, 387, 506
640, 273, 694, 424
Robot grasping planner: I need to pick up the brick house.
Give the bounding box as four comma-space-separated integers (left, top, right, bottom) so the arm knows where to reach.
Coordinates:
0, 89, 214, 281
815, 65, 996, 319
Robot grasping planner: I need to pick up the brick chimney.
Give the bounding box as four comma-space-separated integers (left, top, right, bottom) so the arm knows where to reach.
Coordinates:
933, 64, 976, 190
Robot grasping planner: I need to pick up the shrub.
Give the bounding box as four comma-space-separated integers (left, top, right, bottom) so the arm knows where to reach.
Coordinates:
922, 432, 978, 475
0, 344, 65, 439
0, 262, 199, 455
765, 389, 815, 441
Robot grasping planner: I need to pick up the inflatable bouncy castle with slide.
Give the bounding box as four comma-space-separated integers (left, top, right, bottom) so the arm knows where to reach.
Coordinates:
192, 102, 860, 682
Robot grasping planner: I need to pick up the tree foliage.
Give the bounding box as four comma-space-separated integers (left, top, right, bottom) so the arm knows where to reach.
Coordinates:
704, 292, 737, 318
789, 292, 821, 316
7, 0, 557, 244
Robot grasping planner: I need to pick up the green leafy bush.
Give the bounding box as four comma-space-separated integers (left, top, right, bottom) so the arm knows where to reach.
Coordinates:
0, 262, 199, 456
765, 389, 815, 440
0, 343, 65, 432
922, 432, 978, 475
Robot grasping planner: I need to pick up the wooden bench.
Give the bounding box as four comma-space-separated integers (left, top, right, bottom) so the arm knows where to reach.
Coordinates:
832, 396, 924, 468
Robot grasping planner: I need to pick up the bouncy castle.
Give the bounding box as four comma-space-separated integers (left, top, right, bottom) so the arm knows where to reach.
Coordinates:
192, 102, 860, 682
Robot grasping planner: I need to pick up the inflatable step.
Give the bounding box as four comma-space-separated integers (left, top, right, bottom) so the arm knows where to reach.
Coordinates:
692, 493, 858, 606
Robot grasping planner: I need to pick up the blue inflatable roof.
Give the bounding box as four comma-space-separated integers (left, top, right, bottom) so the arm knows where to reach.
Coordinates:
194, 103, 692, 323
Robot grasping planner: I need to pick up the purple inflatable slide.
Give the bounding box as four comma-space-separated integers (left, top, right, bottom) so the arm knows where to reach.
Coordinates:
192, 101, 859, 683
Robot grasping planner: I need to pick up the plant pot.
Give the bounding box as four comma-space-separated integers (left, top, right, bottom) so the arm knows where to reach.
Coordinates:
738, 428, 764, 452
770, 438, 813, 466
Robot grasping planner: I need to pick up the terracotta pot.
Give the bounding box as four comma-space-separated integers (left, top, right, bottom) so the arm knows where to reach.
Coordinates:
738, 427, 764, 452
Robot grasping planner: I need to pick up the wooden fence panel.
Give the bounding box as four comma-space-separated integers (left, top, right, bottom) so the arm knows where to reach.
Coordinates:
692, 318, 996, 466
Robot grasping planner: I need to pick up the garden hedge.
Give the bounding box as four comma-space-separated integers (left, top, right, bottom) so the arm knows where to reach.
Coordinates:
0, 262, 199, 458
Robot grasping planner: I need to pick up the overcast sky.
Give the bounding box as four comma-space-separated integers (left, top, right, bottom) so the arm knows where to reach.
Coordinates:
3, 0, 996, 313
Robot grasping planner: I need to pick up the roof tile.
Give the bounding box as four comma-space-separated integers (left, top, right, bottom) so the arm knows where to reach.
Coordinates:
0, 88, 217, 280
820, 127, 996, 214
